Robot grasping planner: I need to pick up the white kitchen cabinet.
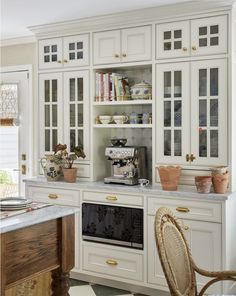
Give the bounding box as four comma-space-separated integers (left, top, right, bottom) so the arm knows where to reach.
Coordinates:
156, 15, 227, 59
38, 34, 89, 69
93, 26, 151, 65
156, 59, 227, 167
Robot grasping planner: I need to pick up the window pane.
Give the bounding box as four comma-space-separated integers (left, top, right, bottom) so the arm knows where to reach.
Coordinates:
70, 130, 76, 151
52, 80, 57, 102
210, 68, 218, 96
174, 71, 181, 97
174, 41, 182, 49
52, 105, 57, 127
44, 55, 50, 63
164, 72, 171, 98
199, 38, 207, 47
210, 25, 218, 34
199, 69, 207, 96
174, 101, 182, 127
69, 43, 75, 50
164, 101, 171, 127
199, 100, 207, 127
164, 31, 171, 39
174, 30, 181, 39
44, 46, 50, 53
45, 105, 50, 127
77, 78, 83, 101
45, 130, 50, 151
51, 45, 57, 52
78, 130, 84, 148
199, 27, 207, 35
210, 37, 219, 46
70, 78, 75, 101
77, 42, 83, 49
174, 130, 182, 156
78, 104, 83, 127
164, 42, 171, 51
44, 80, 50, 102
210, 130, 218, 157
51, 54, 57, 62
70, 104, 75, 127
210, 99, 218, 127
52, 130, 57, 151
77, 51, 83, 59
164, 130, 171, 156
199, 129, 207, 157
69, 52, 75, 60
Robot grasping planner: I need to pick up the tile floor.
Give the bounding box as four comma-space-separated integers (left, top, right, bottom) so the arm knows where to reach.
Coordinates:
69, 279, 148, 296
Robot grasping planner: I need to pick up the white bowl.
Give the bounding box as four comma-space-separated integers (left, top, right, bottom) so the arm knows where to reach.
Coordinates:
113, 115, 128, 124
99, 115, 112, 124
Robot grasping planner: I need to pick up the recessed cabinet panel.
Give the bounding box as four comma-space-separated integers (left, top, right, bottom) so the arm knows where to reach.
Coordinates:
38, 38, 63, 69
191, 15, 227, 56
156, 21, 189, 59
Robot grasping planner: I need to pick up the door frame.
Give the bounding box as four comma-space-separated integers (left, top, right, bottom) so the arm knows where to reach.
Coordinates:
0, 64, 33, 180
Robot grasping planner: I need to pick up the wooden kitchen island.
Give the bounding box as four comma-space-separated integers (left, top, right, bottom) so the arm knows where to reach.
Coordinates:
0, 205, 78, 296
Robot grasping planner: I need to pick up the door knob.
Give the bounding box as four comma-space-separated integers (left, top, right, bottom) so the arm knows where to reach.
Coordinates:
182, 47, 187, 52
114, 54, 119, 58
192, 46, 197, 51
57, 60, 62, 63
122, 53, 127, 57
63, 59, 68, 63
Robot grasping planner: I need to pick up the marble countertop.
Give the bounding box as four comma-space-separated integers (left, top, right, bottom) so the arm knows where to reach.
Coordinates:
24, 177, 235, 201
0, 205, 79, 234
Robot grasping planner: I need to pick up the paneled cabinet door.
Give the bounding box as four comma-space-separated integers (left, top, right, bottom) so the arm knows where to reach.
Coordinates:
38, 38, 63, 69
63, 71, 90, 160
39, 73, 63, 156
121, 26, 151, 62
191, 59, 227, 166
156, 62, 190, 164
156, 21, 189, 59
93, 30, 120, 65
63, 34, 89, 67
191, 15, 227, 56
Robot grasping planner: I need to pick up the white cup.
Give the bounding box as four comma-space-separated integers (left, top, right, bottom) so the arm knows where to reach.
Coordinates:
138, 179, 150, 187
99, 115, 112, 124
113, 115, 129, 124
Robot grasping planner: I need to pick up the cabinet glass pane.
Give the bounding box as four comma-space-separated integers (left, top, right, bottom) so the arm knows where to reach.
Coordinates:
77, 52, 83, 59
44, 105, 50, 127
164, 130, 171, 156
70, 130, 76, 151
51, 45, 57, 52
164, 42, 171, 51
70, 78, 75, 101
52, 130, 57, 151
44, 55, 50, 63
52, 105, 57, 127
199, 100, 207, 127
78, 104, 83, 127
174, 130, 181, 156
77, 42, 83, 50
52, 80, 57, 102
44, 80, 50, 102
174, 71, 181, 97
51, 55, 57, 62
164, 101, 171, 127
210, 130, 218, 157
69, 43, 75, 50
69, 53, 75, 60
77, 78, 83, 101
199, 38, 207, 47
199, 69, 207, 96
44, 46, 50, 53
210, 37, 218, 46
210, 99, 218, 127
78, 130, 84, 149
210, 68, 218, 96
199, 129, 207, 157
174, 101, 182, 127
199, 27, 207, 35
45, 130, 50, 152
164, 72, 171, 98
164, 31, 171, 39
70, 104, 75, 127
210, 25, 218, 34
174, 41, 182, 49
174, 30, 181, 38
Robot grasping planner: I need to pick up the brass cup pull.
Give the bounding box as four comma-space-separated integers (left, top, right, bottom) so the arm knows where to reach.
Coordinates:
48, 194, 58, 199
63, 59, 68, 63
106, 195, 117, 201
182, 47, 187, 52
106, 259, 118, 266
122, 53, 127, 57
114, 54, 119, 58
57, 60, 62, 63
176, 207, 190, 213
184, 226, 189, 231
192, 45, 197, 51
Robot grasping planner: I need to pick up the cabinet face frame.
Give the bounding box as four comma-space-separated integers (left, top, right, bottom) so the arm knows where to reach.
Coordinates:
190, 59, 227, 166
191, 15, 227, 56
38, 38, 63, 69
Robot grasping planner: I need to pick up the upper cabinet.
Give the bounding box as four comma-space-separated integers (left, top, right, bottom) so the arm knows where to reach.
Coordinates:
93, 26, 152, 65
156, 15, 227, 59
38, 34, 89, 69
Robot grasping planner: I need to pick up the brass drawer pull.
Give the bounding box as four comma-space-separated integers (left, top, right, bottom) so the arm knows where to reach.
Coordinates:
48, 194, 58, 199
176, 207, 190, 213
106, 259, 118, 266
106, 195, 117, 201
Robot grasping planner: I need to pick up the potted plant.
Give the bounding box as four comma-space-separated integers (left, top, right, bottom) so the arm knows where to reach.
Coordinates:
59, 145, 86, 182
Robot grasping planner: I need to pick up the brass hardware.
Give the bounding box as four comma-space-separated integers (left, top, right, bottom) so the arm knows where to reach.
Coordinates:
184, 226, 189, 230
190, 154, 196, 162
182, 47, 187, 52
176, 207, 190, 213
186, 154, 190, 162
106, 195, 117, 201
114, 54, 119, 58
106, 259, 118, 266
22, 154, 26, 161
57, 60, 62, 63
48, 194, 58, 199
192, 46, 197, 51
21, 165, 26, 175
63, 59, 68, 63
122, 53, 127, 57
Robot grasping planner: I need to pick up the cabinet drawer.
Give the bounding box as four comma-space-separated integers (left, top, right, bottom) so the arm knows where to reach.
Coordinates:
27, 186, 80, 206
83, 191, 143, 207
82, 244, 143, 281
147, 196, 221, 223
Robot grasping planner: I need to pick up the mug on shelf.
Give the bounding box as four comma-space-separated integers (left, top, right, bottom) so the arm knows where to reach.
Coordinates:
113, 115, 129, 124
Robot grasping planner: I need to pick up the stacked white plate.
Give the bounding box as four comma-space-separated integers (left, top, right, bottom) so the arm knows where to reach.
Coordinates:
0, 197, 33, 211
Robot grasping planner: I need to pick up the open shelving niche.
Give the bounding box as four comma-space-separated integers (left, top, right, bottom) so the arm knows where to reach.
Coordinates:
92, 64, 153, 182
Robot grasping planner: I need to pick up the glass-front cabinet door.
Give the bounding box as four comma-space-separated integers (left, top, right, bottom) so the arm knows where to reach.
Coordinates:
191, 59, 227, 166
39, 73, 63, 156
64, 71, 89, 160
156, 62, 190, 164
38, 38, 63, 69
156, 21, 189, 59
191, 15, 227, 56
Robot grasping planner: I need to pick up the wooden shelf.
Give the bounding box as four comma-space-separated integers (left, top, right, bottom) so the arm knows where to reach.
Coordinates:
93, 124, 152, 128
93, 100, 152, 106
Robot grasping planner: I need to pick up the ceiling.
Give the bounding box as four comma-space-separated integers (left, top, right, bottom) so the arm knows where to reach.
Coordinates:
0, 0, 196, 41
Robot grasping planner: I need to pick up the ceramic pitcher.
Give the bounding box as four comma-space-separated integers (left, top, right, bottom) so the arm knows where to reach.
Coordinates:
40, 155, 62, 181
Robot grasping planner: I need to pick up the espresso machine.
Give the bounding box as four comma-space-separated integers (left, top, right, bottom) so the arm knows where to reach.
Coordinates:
104, 143, 147, 185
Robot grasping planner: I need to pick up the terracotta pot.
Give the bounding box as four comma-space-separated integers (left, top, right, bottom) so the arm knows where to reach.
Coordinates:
157, 166, 182, 191
212, 172, 229, 194
211, 166, 228, 176
63, 168, 77, 183
195, 176, 212, 194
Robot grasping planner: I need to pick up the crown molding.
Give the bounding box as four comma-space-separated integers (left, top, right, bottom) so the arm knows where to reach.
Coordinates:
28, 0, 234, 39
0, 36, 36, 47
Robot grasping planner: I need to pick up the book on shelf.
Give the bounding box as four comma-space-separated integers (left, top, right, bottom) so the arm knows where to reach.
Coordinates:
95, 72, 131, 102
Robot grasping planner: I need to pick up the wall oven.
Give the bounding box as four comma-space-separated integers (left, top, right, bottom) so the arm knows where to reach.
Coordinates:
82, 203, 143, 249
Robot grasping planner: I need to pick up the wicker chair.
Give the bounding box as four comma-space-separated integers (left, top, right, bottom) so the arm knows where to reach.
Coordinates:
155, 207, 236, 296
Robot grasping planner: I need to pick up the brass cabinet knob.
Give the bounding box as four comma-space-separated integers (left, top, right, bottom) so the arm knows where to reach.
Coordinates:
176, 207, 190, 213
106, 195, 117, 201
57, 60, 62, 63
63, 59, 68, 63
114, 54, 119, 58
182, 47, 187, 52
106, 259, 118, 266
186, 154, 190, 162
190, 154, 196, 162
122, 53, 127, 57
48, 194, 58, 199
184, 225, 189, 230
192, 45, 197, 51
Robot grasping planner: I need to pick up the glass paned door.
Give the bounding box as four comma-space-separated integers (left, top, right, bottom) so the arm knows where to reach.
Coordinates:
39, 73, 63, 156
191, 59, 227, 165
156, 63, 190, 164
38, 38, 63, 69
64, 71, 89, 160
